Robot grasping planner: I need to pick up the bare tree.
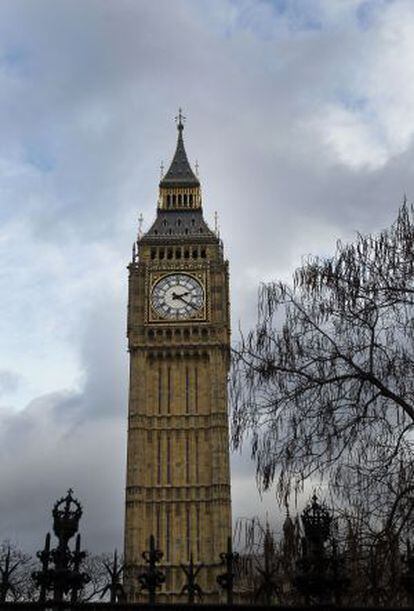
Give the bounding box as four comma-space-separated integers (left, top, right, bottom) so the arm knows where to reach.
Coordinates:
0, 541, 35, 602
232, 201, 414, 535
77, 551, 124, 602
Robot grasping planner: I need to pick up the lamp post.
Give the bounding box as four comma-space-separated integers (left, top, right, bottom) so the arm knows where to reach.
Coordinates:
32, 489, 89, 603
294, 494, 348, 605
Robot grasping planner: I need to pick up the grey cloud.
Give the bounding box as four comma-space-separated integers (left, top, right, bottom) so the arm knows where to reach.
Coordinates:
0, 393, 125, 553
0, 370, 22, 397
0, 295, 127, 552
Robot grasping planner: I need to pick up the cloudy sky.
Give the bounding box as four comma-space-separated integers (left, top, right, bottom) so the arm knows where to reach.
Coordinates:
0, 0, 413, 554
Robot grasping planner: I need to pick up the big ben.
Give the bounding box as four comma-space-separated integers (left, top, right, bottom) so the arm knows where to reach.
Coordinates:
124, 111, 232, 601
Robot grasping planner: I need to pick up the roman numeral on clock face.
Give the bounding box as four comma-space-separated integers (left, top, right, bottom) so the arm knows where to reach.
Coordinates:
151, 273, 204, 320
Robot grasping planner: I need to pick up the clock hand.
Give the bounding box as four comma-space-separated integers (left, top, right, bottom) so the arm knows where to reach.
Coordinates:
172, 291, 191, 300
173, 293, 199, 309
174, 294, 191, 304
183, 298, 200, 310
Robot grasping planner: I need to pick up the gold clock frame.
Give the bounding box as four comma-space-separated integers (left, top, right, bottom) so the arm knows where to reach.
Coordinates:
147, 270, 208, 324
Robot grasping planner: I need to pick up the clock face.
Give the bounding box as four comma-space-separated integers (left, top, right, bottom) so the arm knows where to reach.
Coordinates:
151, 273, 205, 320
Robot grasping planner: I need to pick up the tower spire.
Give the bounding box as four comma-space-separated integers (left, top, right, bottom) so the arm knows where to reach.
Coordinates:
160, 109, 199, 189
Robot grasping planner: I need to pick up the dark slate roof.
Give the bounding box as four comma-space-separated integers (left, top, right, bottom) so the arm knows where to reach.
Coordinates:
142, 210, 217, 242
159, 123, 200, 188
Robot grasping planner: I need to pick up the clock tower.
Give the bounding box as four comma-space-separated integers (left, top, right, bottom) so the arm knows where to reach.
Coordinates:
124, 113, 232, 601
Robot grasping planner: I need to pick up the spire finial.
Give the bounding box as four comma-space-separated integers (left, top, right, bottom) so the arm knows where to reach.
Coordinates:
138, 213, 144, 238
160, 161, 164, 179
214, 211, 220, 237
195, 160, 199, 176
175, 107, 186, 132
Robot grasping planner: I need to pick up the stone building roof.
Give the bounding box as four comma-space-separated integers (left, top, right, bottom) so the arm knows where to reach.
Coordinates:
142, 210, 217, 242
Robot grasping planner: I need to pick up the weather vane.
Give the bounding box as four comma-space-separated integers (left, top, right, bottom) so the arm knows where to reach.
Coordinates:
175, 107, 186, 130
